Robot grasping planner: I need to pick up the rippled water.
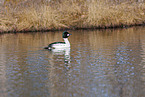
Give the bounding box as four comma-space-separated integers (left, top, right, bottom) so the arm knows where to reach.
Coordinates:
0, 27, 145, 97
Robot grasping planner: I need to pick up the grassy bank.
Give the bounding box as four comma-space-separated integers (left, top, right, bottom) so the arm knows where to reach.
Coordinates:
0, 0, 145, 33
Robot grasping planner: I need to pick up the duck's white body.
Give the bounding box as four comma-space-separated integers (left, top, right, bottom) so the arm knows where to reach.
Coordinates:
51, 38, 70, 49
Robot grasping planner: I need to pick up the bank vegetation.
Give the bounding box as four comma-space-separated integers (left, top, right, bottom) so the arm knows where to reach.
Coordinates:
0, 0, 145, 33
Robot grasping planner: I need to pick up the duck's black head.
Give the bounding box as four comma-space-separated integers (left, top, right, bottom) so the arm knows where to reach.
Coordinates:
62, 31, 72, 38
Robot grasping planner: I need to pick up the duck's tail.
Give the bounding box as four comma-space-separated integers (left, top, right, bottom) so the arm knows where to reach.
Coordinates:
44, 44, 52, 50
44, 47, 48, 49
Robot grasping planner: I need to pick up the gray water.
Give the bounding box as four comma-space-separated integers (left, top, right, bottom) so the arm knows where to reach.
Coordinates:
0, 27, 145, 97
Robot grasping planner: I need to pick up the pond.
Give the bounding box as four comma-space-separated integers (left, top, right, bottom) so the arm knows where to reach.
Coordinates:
0, 26, 145, 97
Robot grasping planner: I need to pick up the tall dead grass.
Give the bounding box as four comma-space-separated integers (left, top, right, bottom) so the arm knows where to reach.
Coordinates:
87, 1, 145, 28
0, 0, 145, 32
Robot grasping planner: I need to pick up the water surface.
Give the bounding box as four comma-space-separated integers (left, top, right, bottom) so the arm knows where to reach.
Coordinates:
0, 27, 145, 97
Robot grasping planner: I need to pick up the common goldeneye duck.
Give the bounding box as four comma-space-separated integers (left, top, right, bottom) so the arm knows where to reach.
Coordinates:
44, 31, 72, 49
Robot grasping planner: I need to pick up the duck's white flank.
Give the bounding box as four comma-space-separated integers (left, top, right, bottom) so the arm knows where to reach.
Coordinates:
52, 38, 70, 49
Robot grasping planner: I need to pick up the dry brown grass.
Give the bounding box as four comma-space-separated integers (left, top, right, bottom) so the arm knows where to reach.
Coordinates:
0, 0, 145, 32
87, 1, 145, 28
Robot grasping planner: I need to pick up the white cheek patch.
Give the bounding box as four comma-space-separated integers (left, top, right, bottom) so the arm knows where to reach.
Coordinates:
67, 34, 69, 36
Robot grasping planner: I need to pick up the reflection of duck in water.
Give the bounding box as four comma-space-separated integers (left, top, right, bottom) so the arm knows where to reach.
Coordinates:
44, 31, 72, 50
52, 48, 71, 64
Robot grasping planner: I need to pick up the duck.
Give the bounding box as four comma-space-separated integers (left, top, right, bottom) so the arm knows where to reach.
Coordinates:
44, 31, 72, 50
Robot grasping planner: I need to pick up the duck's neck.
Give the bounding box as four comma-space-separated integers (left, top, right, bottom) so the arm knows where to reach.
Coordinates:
63, 38, 70, 47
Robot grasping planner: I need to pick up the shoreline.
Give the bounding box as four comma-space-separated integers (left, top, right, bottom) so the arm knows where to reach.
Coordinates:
0, 23, 144, 34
